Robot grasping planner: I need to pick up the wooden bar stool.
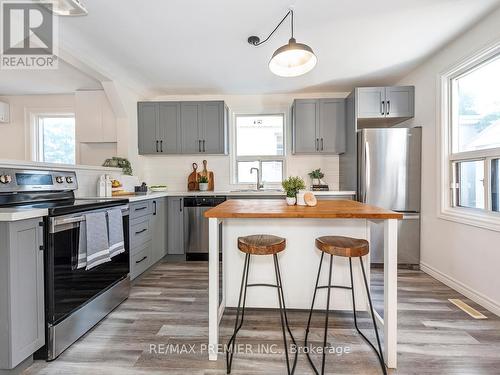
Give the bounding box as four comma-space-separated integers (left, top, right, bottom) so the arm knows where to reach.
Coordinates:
304, 236, 387, 375
226, 234, 297, 375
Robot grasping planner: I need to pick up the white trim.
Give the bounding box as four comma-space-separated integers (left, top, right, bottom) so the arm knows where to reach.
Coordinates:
232, 113, 286, 186
437, 39, 500, 231
420, 261, 500, 317
0, 158, 121, 173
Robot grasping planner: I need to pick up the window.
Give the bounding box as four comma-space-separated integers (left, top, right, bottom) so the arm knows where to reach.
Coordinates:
235, 114, 285, 184
35, 115, 76, 164
446, 48, 500, 221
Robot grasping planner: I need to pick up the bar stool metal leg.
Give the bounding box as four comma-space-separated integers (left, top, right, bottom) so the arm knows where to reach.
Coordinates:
226, 253, 251, 374
349, 257, 387, 375
304, 252, 324, 375
321, 255, 334, 375
273, 254, 298, 375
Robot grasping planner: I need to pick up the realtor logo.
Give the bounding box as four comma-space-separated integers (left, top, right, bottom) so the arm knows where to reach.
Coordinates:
1, 1, 58, 69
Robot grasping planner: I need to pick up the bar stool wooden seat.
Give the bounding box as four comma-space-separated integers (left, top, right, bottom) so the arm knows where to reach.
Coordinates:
226, 234, 297, 375
305, 236, 387, 375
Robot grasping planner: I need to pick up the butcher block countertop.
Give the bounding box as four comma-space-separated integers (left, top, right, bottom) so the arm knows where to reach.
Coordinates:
205, 199, 403, 220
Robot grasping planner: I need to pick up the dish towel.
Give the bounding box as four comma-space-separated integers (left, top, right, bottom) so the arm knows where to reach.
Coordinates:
107, 208, 125, 258
77, 219, 88, 269
85, 211, 111, 270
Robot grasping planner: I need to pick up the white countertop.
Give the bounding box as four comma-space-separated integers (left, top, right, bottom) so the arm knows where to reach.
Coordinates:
0, 207, 48, 222
0, 190, 356, 221
109, 189, 356, 202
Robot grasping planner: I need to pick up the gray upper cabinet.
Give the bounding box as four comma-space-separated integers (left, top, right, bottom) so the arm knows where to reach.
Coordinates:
138, 102, 181, 154
181, 102, 202, 153
293, 99, 319, 153
356, 87, 386, 118
319, 99, 346, 154
139, 100, 228, 155
292, 98, 346, 154
138, 102, 159, 154
356, 86, 414, 120
151, 198, 167, 263
0, 218, 45, 370
158, 102, 180, 153
167, 197, 184, 255
201, 102, 225, 154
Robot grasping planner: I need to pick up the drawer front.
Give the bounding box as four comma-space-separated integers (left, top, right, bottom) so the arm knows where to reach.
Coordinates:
130, 216, 152, 249
130, 201, 152, 219
130, 242, 152, 280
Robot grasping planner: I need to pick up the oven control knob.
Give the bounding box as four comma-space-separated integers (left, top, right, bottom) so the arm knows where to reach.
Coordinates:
0, 174, 12, 184
66, 176, 74, 184
56, 176, 64, 183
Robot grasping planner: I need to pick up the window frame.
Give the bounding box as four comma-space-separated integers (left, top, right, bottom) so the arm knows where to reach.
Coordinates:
438, 41, 500, 231
31, 112, 76, 165
233, 113, 286, 186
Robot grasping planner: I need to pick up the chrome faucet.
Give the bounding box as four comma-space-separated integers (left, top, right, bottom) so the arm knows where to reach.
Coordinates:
250, 167, 264, 190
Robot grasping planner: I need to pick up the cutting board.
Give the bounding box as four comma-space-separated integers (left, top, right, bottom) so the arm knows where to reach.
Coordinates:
187, 163, 199, 191
200, 160, 214, 191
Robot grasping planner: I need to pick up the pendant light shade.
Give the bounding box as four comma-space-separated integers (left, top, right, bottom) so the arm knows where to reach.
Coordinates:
268, 38, 317, 77
36, 0, 88, 16
248, 9, 317, 77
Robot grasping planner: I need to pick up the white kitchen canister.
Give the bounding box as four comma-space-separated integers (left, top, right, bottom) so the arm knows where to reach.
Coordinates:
296, 190, 308, 206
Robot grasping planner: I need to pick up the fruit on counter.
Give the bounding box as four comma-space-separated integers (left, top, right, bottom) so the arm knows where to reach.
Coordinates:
111, 179, 122, 188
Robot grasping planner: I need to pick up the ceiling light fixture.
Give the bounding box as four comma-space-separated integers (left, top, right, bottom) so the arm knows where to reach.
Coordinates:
36, 0, 88, 16
248, 8, 317, 77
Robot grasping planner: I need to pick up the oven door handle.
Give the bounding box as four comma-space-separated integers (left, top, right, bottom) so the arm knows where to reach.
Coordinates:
49, 205, 129, 233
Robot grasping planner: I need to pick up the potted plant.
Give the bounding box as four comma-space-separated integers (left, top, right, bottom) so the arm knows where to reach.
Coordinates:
198, 176, 209, 191
281, 176, 306, 205
308, 168, 324, 186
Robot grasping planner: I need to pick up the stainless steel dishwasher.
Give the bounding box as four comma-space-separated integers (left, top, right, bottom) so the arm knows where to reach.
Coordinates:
183, 196, 226, 261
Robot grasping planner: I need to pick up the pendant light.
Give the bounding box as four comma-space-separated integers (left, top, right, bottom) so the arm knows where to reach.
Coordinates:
248, 9, 317, 77
35, 0, 88, 16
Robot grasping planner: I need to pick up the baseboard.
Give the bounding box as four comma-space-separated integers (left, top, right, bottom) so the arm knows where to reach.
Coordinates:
420, 262, 500, 317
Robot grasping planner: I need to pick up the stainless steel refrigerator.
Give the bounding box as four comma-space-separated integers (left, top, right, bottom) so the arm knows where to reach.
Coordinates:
357, 127, 422, 265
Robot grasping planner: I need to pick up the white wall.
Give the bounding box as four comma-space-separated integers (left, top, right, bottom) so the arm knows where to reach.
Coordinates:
398, 6, 500, 314
137, 93, 348, 191
0, 93, 118, 166
0, 94, 75, 160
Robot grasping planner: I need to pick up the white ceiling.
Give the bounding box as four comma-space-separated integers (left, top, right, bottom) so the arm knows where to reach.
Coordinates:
4, 0, 500, 96
0, 59, 101, 95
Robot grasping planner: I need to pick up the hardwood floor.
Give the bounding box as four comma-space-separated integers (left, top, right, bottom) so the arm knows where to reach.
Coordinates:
24, 261, 500, 374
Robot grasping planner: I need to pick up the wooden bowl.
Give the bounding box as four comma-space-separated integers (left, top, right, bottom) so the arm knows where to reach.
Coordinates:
304, 192, 317, 207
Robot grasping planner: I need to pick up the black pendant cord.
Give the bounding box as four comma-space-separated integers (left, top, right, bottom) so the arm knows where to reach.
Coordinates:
249, 9, 294, 46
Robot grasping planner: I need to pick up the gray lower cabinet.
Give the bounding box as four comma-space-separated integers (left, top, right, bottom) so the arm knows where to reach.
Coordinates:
292, 98, 346, 154
0, 218, 45, 370
129, 198, 167, 280
151, 198, 167, 263
139, 101, 227, 155
356, 86, 414, 120
167, 197, 184, 255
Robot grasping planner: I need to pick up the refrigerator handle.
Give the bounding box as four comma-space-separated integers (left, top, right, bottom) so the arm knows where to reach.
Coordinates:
360, 139, 369, 203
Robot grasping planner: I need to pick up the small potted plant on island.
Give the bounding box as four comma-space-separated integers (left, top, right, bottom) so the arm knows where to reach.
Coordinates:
281, 176, 306, 205
308, 168, 324, 186
198, 176, 209, 191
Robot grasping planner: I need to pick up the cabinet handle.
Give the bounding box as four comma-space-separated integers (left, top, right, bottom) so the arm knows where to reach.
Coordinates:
386, 100, 390, 115
160, 140, 163, 152
179, 198, 183, 212
153, 200, 157, 215
320, 138, 324, 151
156, 140, 159, 152
316, 138, 319, 151
135, 256, 148, 264
135, 228, 147, 235
198, 140, 202, 152
381, 101, 385, 115
202, 140, 206, 152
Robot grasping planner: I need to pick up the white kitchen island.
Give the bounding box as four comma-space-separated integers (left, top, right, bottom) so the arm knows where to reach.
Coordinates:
205, 199, 402, 369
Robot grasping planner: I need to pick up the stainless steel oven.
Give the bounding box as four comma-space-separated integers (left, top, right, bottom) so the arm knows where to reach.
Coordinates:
40, 205, 130, 360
